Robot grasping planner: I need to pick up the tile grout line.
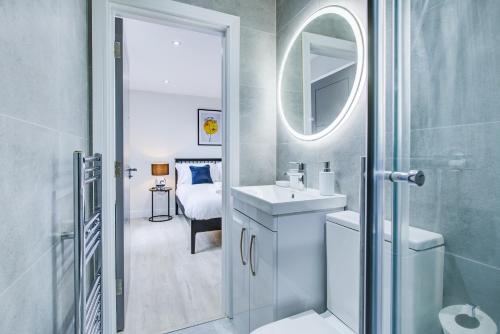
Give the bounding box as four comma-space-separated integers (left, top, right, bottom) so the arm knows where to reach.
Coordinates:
0, 240, 61, 299
0, 112, 88, 141
165, 317, 228, 334
410, 120, 500, 132
164, 316, 228, 334
445, 251, 500, 272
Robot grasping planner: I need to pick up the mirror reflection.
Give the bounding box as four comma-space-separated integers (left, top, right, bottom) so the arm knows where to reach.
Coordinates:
279, 9, 363, 138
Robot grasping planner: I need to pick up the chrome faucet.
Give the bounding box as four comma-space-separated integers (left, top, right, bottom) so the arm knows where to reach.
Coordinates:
286, 161, 306, 190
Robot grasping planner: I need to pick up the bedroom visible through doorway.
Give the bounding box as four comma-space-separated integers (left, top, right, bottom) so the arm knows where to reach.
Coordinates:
115, 16, 225, 334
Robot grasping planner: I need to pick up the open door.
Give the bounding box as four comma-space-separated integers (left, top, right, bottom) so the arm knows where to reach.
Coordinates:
115, 17, 134, 331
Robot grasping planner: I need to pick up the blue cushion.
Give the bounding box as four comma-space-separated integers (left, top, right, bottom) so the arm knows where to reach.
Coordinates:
190, 165, 213, 185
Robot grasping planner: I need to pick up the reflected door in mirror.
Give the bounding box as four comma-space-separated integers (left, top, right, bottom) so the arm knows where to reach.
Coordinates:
311, 64, 355, 133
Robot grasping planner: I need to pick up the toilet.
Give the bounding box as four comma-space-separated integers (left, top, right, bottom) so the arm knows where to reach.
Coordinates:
252, 211, 445, 334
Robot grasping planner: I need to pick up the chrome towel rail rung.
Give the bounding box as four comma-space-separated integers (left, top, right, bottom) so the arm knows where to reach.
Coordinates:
85, 238, 101, 265
86, 273, 101, 305
85, 225, 100, 249
85, 212, 101, 229
86, 313, 100, 334
88, 318, 101, 334
85, 296, 101, 327
85, 301, 101, 332
88, 171, 102, 178
85, 221, 100, 241
85, 295, 101, 330
85, 166, 101, 173
85, 224, 100, 240
85, 215, 101, 236
84, 176, 99, 185
83, 155, 101, 163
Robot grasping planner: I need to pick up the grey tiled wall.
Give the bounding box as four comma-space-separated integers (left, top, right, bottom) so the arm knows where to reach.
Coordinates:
174, 0, 277, 186
276, 0, 367, 212
0, 1, 89, 332
409, 0, 500, 325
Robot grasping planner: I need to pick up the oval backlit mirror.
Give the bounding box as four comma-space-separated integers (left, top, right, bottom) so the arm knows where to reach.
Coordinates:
278, 6, 366, 141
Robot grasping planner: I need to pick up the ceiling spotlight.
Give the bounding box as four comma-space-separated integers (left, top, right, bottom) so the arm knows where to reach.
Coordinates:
164, 79, 169, 84
172, 40, 181, 46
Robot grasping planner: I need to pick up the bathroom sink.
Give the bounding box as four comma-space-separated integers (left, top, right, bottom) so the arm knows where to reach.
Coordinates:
231, 185, 346, 215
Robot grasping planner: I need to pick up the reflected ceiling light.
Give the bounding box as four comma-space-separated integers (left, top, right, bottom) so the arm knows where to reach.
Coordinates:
163, 79, 169, 84
172, 40, 181, 46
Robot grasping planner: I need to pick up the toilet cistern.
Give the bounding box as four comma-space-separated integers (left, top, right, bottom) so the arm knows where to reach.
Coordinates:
285, 161, 306, 190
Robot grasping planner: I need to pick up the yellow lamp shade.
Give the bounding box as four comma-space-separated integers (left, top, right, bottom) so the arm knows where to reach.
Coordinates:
151, 163, 169, 176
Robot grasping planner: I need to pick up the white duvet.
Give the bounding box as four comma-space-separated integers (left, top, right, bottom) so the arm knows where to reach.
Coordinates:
176, 182, 222, 220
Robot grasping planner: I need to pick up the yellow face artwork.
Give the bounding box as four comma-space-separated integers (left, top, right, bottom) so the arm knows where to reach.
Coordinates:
203, 117, 219, 136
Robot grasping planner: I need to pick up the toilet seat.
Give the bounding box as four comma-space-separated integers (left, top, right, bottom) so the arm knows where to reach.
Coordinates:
251, 310, 355, 334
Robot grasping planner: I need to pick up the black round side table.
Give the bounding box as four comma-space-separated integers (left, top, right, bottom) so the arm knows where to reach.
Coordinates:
148, 187, 173, 222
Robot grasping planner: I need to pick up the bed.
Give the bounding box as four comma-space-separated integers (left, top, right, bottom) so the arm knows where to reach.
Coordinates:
175, 158, 222, 254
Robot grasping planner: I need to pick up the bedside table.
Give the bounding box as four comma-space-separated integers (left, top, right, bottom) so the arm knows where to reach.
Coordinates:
148, 187, 173, 222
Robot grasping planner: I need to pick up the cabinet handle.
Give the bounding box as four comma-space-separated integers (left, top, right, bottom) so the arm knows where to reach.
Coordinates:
240, 227, 247, 265
249, 235, 256, 276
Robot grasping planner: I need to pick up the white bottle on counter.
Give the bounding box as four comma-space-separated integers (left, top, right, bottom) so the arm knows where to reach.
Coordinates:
319, 161, 335, 196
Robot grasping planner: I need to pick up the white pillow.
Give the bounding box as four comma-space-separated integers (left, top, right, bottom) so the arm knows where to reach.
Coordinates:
175, 162, 222, 185
176, 164, 193, 185
211, 162, 222, 182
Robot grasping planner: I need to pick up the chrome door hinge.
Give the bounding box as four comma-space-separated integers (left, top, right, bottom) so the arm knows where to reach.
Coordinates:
115, 161, 122, 178
114, 41, 122, 59
116, 278, 123, 296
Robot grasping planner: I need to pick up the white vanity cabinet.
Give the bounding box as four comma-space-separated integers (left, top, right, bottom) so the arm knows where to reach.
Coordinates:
232, 209, 277, 334
231, 186, 346, 334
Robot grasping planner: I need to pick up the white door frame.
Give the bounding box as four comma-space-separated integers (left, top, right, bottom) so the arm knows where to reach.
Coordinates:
91, 1, 240, 333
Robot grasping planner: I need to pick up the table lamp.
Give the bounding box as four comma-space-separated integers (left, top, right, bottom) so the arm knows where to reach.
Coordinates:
151, 163, 169, 189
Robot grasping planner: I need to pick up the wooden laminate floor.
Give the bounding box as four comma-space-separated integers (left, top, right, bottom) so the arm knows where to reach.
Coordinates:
121, 216, 224, 334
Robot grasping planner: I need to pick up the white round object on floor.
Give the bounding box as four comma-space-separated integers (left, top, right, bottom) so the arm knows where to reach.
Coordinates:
439, 305, 497, 334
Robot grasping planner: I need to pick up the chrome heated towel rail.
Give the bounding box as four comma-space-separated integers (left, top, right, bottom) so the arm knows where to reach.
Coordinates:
74, 151, 103, 334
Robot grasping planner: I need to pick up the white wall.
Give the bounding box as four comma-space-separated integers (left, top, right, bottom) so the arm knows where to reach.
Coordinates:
129, 90, 221, 218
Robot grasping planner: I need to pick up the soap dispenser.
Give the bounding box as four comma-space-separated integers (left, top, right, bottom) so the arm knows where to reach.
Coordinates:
319, 161, 335, 196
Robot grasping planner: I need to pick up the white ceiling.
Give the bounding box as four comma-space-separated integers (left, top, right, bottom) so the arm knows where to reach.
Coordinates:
124, 18, 223, 98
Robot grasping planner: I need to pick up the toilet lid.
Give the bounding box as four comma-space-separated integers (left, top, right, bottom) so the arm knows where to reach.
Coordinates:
251, 310, 354, 334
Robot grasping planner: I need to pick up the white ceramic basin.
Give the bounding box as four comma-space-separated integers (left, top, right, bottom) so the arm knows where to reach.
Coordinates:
231, 185, 347, 215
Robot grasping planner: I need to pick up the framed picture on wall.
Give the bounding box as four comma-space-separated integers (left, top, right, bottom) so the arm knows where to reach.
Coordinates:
198, 109, 222, 146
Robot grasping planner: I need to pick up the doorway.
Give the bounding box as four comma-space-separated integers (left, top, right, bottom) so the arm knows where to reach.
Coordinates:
115, 16, 226, 333
91, 1, 240, 333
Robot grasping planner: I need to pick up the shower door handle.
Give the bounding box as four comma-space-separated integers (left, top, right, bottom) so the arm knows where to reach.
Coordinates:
384, 170, 425, 187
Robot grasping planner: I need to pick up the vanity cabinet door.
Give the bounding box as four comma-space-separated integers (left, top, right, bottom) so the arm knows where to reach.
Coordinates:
232, 210, 250, 334
249, 220, 277, 332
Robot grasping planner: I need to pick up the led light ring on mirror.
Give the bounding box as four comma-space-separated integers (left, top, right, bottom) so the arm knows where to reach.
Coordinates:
278, 6, 367, 141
